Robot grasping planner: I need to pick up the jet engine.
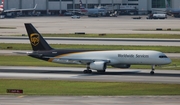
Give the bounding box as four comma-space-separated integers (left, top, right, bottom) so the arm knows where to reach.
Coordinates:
90, 61, 107, 71
112, 64, 131, 68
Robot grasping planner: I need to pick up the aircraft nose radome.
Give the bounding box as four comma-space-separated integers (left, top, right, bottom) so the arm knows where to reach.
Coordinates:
166, 58, 172, 64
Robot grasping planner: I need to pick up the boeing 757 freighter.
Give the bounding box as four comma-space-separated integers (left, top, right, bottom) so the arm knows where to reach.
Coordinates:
24, 23, 171, 75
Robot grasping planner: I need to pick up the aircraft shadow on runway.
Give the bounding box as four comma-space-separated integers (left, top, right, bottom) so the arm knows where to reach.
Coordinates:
0, 69, 180, 77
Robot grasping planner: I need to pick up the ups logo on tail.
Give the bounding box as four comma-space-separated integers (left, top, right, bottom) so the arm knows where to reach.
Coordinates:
30, 33, 39, 46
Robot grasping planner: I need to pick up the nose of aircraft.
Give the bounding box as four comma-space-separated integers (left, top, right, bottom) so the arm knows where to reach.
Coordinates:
165, 58, 172, 64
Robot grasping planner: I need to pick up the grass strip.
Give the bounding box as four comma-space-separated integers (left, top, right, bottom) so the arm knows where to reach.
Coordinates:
0, 79, 180, 95
1, 43, 180, 53
0, 55, 180, 70
0, 27, 16, 29
13, 33, 180, 39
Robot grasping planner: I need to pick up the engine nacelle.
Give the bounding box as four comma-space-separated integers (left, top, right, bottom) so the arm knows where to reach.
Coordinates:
90, 61, 106, 71
112, 64, 131, 68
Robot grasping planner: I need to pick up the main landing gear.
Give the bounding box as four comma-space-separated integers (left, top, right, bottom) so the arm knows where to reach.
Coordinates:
83, 63, 92, 73
150, 65, 155, 75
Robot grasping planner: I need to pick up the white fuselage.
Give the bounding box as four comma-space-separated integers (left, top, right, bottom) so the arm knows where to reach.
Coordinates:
52, 50, 171, 65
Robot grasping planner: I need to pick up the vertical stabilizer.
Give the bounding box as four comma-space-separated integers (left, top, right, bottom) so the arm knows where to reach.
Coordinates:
79, 0, 84, 9
0, 0, 4, 11
24, 23, 53, 51
165, 0, 170, 9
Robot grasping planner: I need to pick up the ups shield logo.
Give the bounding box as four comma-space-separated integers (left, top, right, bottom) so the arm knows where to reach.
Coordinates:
30, 33, 39, 46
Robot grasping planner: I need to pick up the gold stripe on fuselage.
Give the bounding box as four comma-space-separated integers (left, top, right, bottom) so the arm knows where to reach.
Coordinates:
48, 52, 85, 62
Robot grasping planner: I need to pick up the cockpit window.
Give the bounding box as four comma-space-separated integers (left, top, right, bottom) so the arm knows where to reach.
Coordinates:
159, 55, 167, 58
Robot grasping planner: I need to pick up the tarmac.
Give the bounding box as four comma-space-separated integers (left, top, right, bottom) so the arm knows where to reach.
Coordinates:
1, 96, 180, 105
0, 15, 180, 35
0, 66, 180, 84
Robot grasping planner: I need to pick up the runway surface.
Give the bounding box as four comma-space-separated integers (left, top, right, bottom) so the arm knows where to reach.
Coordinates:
0, 66, 180, 84
1, 95, 180, 105
0, 37, 180, 46
0, 16, 180, 35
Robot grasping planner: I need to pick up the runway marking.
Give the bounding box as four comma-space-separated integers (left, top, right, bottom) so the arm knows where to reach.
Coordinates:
17, 95, 25, 98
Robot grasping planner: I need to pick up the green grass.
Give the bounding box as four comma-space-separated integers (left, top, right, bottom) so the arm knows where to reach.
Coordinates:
0, 55, 64, 67
0, 55, 180, 70
1, 43, 180, 53
0, 79, 180, 95
13, 33, 180, 39
0, 27, 16, 29
40, 33, 180, 39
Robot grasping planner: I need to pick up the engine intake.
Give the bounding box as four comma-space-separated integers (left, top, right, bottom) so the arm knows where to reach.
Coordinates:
90, 61, 106, 71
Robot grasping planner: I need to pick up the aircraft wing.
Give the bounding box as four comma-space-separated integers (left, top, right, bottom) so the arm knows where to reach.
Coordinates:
14, 51, 110, 64
13, 51, 33, 55
4, 4, 37, 12
45, 57, 110, 64
149, 9, 167, 13
66, 9, 84, 14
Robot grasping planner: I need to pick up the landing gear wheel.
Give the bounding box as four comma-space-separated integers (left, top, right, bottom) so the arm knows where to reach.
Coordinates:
150, 71, 154, 75
83, 70, 88, 73
83, 63, 92, 74
83, 70, 92, 73
150, 65, 155, 75
97, 70, 105, 73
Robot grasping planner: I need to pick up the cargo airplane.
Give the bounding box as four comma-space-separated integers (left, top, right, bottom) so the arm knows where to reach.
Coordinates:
0, 0, 37, 17
24, 23, 171, 75
69, 0, 106, 17
165, 0, 180, 17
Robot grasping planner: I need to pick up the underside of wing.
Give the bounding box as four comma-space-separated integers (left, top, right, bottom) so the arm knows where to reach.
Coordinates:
13, 51, 33, 55
4, 9, 33, 12
44, 57, 110, 64
4, 4, 37, 12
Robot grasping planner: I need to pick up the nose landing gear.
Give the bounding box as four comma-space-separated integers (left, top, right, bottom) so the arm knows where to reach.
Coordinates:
150, 65, 155, 75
